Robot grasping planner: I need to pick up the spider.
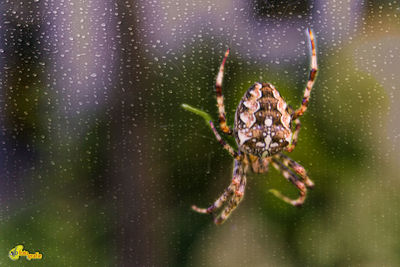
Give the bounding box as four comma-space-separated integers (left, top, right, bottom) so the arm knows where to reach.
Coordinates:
182, 29, 318, 225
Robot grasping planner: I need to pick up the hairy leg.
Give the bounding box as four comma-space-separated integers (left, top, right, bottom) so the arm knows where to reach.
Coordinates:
214, 170, 247, 225
293, 29, 318, 120
286, 118, 301, 152
215, 49, 233, 134
209, 121, 240, 160
275, 153, 314, 187
269, 158, 307, 206
181, 104, 240, 160
192, 159, 242, 214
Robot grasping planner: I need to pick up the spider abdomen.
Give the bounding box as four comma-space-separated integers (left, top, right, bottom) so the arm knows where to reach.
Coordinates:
234, 82, 292, 157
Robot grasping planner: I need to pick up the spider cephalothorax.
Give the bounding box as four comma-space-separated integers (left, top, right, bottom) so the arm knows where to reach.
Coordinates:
183, 29, 318, 225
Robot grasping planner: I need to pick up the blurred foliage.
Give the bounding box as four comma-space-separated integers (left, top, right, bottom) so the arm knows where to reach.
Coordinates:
0, 27, 111, 265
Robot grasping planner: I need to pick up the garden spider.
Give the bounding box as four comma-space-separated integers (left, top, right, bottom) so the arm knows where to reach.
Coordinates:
183, 29, 317, 225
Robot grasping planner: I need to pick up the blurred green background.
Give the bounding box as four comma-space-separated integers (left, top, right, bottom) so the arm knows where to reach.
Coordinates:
1, 0, 399, 266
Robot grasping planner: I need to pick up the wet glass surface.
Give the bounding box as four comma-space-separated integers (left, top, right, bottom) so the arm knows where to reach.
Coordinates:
1, 0, 399, 265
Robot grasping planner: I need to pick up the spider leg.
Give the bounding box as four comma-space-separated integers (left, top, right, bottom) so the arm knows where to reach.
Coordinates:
269, 158, 307, 206
181, 104, 240, 160
209, 121, 240, 160
215, 49, 233, 135
293, 29, 318, 120
192, 159, 242, 214
214, 169, 247, 225
276, 153, 314, 188
286, 118, 301, 152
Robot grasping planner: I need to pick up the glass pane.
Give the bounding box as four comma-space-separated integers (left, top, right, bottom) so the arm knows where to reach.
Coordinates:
1, 0, 399, 265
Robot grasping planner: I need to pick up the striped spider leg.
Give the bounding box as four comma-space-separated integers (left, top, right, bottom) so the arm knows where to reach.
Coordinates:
269, 157, 307, 206
190, 121, 248, 225
215, 48, 233, 135
192, 158, 249, 225
277, 153, 314, 188
268, 153, 314, 206
293, 29, 318, 120
286, 117, 301, 152
287, 29, 317, 151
